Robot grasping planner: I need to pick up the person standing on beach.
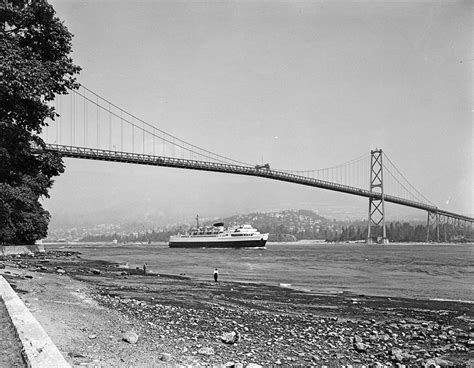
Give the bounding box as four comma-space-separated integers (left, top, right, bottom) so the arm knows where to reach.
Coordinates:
213, 268, 218, 282
143, 263, 147, 275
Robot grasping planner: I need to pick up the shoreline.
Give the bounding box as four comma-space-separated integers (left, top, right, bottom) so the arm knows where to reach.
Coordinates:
42, 240, 474, 247
47, 241, 474, 304
0, 250, 473, 367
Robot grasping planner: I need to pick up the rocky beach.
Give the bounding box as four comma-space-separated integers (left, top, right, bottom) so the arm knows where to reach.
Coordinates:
1, 250, 473, 367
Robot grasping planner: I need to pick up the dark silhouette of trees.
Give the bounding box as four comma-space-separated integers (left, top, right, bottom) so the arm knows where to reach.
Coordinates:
0, 0, 80, 244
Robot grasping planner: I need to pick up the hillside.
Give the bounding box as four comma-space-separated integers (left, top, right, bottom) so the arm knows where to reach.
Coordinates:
75, 209, 471, 243
206, 209, 333, 241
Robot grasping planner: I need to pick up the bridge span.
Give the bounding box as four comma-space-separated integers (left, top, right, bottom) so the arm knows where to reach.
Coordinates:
41, 144, 473, 224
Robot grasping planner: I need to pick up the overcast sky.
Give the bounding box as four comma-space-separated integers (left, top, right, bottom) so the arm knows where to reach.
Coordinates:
44, 0, 472, 228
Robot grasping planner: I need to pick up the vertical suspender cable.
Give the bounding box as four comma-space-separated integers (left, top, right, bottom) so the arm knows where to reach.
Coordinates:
45, 105, 49, 143
97, 95, 100, 149
73, 92, 76, 146
59, 95, 62, 144
71, 92, 73, 145
84, 88, 87, 147
109, 103, 112, 150
55, 97, 59, 143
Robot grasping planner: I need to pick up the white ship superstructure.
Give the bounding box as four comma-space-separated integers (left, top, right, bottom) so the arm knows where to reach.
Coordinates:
169, 219, 268, 248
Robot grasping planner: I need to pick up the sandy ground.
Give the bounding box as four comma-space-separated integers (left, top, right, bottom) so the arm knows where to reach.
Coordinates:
0, 251, 473, 367
0, 296, 25, 367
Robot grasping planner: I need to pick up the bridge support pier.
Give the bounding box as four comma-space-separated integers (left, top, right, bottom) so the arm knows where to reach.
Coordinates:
367, 149, 388, 244
430, 214, 474, 242
440, 215, 447, 242
426, 211, 439, 242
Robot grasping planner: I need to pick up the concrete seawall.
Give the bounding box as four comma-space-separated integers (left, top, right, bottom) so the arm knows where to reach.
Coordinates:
1, 244, 45, 256
0, 276, 70, 367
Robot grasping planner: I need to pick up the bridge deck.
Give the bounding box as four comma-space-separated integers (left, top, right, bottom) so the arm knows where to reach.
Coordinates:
40, 144, 473, 223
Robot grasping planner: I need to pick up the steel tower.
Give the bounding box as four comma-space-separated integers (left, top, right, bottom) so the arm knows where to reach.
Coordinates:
367, 149, 388, 244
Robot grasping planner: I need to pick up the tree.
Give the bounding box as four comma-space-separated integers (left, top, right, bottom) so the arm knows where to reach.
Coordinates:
0, 0, 80, 244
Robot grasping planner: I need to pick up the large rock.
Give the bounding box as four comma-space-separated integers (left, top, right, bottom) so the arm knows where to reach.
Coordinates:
353, 335, 367, 352
424, 357, 453, 367
122, 331, 139, 344
354, 342, 367, 352
198, 347, 215, 356
221, 331, 241, 344
160, 353, 172, 362
391, 347, 414, 363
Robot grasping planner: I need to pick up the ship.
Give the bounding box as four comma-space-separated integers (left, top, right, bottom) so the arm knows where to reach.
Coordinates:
169, 216, 268, 248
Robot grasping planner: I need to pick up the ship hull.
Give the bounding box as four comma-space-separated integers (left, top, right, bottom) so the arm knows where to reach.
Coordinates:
169, 238, 267, 248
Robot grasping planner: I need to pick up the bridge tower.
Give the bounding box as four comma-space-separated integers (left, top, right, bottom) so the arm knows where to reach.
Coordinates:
367, 149, 388, 244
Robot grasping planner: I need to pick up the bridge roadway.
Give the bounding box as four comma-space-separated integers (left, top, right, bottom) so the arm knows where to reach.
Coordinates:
42, 144, 473, 223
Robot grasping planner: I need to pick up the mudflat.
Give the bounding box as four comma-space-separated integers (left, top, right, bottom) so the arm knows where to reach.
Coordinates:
0, 251, 473, 367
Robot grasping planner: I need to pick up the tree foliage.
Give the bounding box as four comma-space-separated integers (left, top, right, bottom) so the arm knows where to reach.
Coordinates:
0, 0, 80, 244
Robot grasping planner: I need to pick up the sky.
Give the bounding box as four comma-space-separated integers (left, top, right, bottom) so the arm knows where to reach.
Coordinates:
44, 0, 472, 229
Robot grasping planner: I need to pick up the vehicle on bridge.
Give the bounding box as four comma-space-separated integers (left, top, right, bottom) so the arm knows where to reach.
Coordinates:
255, 163, 270, 170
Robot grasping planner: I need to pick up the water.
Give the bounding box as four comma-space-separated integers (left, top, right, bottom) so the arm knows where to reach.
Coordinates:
48, 242, 474, 302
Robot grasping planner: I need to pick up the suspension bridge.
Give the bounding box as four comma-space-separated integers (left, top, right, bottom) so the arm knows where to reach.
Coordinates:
38, 86, 473, 243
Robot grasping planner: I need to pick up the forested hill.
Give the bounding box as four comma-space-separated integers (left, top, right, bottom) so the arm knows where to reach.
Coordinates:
209, 210, 435, 242
77, 209, 469, 243
208, 210, 331, 241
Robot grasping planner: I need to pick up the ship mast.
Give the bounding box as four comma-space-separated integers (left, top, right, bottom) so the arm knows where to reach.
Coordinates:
196, 214, 199, 228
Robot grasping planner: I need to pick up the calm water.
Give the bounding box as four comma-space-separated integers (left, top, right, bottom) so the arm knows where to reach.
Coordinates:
47, 242, 474, 302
